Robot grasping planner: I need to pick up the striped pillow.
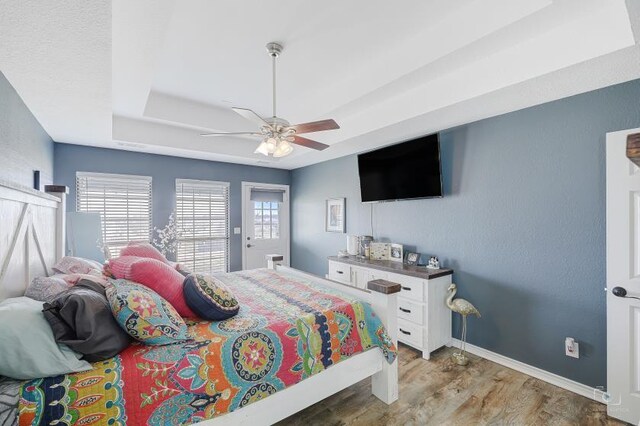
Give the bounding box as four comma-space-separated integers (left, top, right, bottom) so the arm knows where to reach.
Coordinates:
120, 243, 169, 264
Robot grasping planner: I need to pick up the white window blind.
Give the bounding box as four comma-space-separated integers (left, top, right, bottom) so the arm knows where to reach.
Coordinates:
176, 179, 230, 273
76, 172, 152, 258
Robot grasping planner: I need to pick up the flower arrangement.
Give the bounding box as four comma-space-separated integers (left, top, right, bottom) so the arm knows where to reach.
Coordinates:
152, 213, 185, 257
96, 213, 188, 259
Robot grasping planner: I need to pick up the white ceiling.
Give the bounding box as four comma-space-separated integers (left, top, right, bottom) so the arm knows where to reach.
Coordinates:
1, 0, 639, 169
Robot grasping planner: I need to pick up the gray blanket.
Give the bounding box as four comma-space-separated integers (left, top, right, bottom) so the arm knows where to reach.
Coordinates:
43, 279, 131, 362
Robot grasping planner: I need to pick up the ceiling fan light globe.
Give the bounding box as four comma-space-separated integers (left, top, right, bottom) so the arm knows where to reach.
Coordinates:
265, 137, 278, 153
255, 141, 270, 156
273, 140, 294, 158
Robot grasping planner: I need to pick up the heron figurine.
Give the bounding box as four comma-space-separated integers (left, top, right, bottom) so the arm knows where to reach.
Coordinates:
446, 284, 481, 366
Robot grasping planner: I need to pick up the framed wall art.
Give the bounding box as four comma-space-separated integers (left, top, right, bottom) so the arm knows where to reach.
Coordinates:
325, 198, 346, 233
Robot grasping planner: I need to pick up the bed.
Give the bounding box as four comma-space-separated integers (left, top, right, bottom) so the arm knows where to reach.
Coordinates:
0, 180, 399, 426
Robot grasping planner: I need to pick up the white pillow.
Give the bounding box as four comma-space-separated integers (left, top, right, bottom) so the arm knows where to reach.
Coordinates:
0, 297, 92, 380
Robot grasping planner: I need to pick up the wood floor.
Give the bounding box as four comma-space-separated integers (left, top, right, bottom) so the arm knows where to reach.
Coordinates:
276, 344, 623, 426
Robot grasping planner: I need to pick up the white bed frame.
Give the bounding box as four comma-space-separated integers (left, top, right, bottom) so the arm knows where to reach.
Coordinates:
201, 260, 400, 425
0, 180, 398, 426
0, 180, 66, 300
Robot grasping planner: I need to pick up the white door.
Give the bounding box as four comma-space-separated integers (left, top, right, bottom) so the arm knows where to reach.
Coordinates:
606, 128, 640, 424
242, 182, 290, 269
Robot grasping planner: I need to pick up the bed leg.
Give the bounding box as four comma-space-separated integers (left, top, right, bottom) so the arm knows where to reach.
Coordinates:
368, 281, 399, 404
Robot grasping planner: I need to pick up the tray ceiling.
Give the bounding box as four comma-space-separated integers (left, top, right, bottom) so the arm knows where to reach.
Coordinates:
1, 0, 639, 169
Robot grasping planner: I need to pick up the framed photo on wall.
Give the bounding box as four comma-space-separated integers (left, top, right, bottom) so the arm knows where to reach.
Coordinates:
325, 198, 346, 233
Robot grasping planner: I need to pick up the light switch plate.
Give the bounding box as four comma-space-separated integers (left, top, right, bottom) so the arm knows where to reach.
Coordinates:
234, 227, 241, 235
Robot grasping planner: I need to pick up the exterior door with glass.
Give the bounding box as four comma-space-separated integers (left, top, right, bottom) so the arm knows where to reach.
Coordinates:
242, 182, 290, 269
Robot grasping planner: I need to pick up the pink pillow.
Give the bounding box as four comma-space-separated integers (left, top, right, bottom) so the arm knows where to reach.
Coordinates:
120, 243, 169, 265
107, 256, 142, 280
110, 257, 195, 318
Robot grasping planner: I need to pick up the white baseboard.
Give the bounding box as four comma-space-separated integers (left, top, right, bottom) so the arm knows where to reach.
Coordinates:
450, 339, 607, 403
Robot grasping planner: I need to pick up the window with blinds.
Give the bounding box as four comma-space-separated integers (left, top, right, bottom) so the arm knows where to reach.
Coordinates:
76, 172, 152, 258
175, 179, 230, 273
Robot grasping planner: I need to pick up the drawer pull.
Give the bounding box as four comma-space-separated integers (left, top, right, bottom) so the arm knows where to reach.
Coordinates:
401, 286, 411, 291
336, 270, 343, 274
399, 307, 411, 313
399, 328, 411, 336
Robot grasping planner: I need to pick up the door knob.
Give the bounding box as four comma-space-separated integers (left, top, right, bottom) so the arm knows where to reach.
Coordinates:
612, 287, 627, 297
612, 286, 640, 300
246, 244, 253, 248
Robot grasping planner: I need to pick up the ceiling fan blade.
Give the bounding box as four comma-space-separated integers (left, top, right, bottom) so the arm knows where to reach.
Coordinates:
291, 135, 330, 151
232, 107, 273, 129
288, 119, 339, 134
200, 132, 262, 137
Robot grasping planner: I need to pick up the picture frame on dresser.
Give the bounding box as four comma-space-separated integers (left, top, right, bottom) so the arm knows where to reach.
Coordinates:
325, 198, 346, 233
404, 251, 419, 265
390, 244, 403, 262
370, 242, 390, 260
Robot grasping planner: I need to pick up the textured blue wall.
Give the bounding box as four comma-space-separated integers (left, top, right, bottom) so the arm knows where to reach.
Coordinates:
54, 144, 290, 271
291, 79, 640, 387
0, 72, 53, 187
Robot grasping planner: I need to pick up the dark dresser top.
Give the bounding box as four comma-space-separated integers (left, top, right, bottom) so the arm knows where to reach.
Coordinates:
328, 255, 453, 280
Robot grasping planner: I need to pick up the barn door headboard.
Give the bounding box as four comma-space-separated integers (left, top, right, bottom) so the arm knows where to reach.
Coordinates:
0, 180, 67, 300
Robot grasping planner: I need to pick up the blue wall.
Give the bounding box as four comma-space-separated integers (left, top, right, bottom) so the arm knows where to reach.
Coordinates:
290, 79, 640, 387
54, 144, 290, 271
0, 72, 53, 187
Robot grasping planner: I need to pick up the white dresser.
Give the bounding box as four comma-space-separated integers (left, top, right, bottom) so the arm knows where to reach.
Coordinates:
327, 256, 452, 360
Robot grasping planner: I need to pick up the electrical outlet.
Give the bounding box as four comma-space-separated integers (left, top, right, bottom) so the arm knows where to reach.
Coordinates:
234, 227, 241, 235
565, 337, 579, 358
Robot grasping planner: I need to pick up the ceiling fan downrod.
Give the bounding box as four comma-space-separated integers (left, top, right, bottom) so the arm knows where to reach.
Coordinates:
266, 42, 283, 125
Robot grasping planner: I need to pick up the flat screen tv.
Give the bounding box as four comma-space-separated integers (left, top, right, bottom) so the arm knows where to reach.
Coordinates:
357, 133, 442, 202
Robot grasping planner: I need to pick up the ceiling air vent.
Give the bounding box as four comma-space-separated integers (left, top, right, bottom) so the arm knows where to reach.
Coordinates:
116, 142, 145, 149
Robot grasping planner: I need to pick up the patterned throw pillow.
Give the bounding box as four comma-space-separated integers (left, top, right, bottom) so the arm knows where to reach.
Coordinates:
106, 279, 188, 345
183, 274, 240, 321
24, 275, 72, 302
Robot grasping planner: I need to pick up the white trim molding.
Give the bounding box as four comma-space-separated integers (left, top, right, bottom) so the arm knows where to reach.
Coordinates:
450, 339, 607, 404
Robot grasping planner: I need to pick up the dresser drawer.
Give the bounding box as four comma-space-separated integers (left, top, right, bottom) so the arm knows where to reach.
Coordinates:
388, 273, 424, 302
397, 297, 424, 325
351, 266, 369, 289
397, 318, 423, 349
328, 261, 351, 284
368, 270, 388, 282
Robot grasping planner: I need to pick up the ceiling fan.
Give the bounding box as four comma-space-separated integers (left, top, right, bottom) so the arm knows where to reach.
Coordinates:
201, 42, 340, 158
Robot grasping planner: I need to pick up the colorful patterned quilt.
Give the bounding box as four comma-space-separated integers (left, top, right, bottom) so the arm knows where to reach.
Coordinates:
18, 268, 396, 425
